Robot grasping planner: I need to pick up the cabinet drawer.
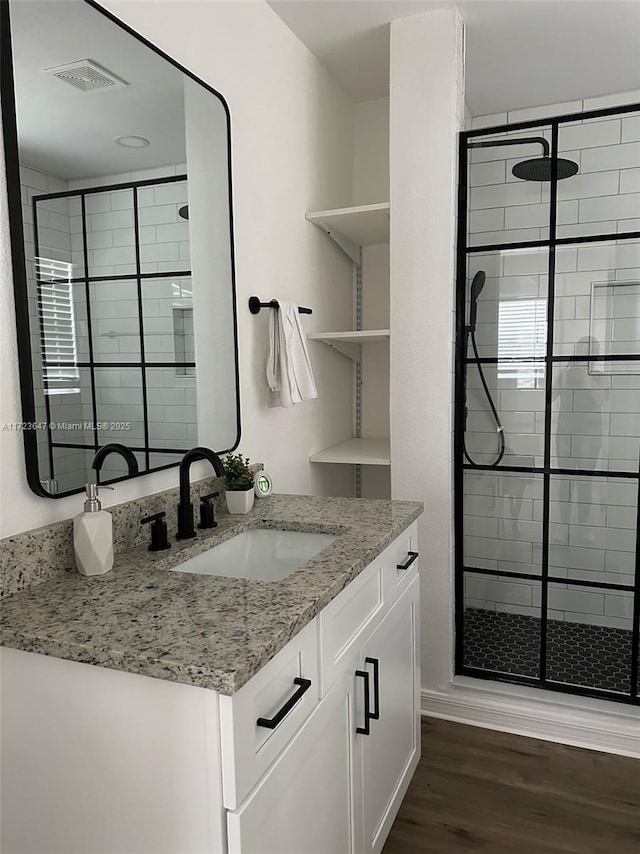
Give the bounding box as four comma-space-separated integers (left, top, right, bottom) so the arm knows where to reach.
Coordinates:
219, 621, 319, 810
386, 522, 419, 604
318, 556, 384, 696
227, 669, 356, 854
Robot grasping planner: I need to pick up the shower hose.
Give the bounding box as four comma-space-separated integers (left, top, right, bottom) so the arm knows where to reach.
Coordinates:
463, 328, 505, 467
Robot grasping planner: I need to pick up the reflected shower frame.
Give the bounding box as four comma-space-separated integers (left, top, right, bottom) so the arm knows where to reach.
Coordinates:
454, 101, 640, 707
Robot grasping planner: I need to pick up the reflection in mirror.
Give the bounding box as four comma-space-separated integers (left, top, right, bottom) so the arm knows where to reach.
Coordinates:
2, 0, 239, 497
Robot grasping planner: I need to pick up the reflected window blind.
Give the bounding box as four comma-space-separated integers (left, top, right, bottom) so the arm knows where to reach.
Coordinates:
498, 298, 546, 387
37, 257, 80, 392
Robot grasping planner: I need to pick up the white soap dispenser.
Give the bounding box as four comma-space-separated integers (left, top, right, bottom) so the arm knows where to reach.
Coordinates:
73, 483, 114, 577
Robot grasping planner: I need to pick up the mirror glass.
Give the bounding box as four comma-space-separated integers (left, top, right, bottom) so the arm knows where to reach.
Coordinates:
3, 0, 239, 496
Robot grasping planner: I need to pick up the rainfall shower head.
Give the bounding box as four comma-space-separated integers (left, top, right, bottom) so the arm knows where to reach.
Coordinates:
178, 205, 189, 220
512, 156, 579, 182
468, 136, 579, 182
469, 270, 486, 332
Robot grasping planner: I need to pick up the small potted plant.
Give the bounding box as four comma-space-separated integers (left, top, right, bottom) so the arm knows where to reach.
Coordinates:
223, 453, 255, 515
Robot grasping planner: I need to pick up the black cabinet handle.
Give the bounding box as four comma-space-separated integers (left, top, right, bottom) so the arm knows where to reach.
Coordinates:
355, 670, 371, 735
397, 551, 419, 571
365, 657, 380, 720
256, 678, 311, 730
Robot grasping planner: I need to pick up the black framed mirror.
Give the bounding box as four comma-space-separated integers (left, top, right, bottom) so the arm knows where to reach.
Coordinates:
1, 0, 241, 498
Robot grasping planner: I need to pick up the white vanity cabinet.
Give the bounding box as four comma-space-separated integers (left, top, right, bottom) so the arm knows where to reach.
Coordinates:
358, 576, 420, 854
227, 666, 360, 854
1, 522, 420, 854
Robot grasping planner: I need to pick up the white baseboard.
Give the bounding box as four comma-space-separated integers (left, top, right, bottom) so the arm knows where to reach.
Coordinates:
421, 677, 640, 758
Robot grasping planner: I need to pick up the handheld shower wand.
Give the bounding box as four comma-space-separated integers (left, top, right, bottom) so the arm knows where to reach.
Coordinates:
463, 271, 505, 467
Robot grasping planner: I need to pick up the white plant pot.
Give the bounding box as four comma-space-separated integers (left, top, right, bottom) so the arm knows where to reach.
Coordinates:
225, 488, 255, 515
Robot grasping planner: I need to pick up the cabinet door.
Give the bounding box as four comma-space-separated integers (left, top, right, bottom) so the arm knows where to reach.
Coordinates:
359, 575, 420, 854
227, 667, 358, 854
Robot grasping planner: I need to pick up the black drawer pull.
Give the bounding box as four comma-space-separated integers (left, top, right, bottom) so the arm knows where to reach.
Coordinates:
256, 677, 311, 729
355, 670, 371, 735
365, 657, 380, 720
397, 551, 419, 571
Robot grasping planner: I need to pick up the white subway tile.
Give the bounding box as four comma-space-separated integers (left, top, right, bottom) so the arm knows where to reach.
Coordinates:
559, 119, 621, 152
502, 248, 549, 276
110, 191, 134, 211
580, 141, 640, 173
138, 205, 178, 227
547, 586, 604, 614
85, 194, 111, 215
497, 518, 541, 543
469, 208, 504, 233
465, 576, 534, 606
112, 228, 135, 247
89, 209, 134, 232
470, 113, 508, 130
557, 170, 620, 201
469, 161, 506, 187
140, 243, 180, 264
568, 524, 636, 551
469, 181, 541, 211
556, 222, 618, 239
604, 592, 633, 619
583, 90, 640, 110
606, 505, 637, 528
155, 222, 190, 243
579, 193, 640, 224
562, 611, 631, 631
153, 183, 188, 205
20, 166, 50, 192
90, 246, 136, 269
621, 114, 640, 143
577, 241, 640, 271
508, 101, 581, 123
605, 550, 635, 574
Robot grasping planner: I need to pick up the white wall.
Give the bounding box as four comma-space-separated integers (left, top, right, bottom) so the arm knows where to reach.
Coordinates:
390, 8, 465, 693
353, 97, 389, 206
1, 0, 355, 536
352, 97, 392, 499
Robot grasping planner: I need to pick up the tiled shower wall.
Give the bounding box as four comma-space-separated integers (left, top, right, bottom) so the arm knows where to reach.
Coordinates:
463, 94, 639, 630
21, 163, 198, 489
64, 167, 197, 466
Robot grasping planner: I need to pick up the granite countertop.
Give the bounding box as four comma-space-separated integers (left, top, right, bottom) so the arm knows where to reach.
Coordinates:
1, 494, 422, 694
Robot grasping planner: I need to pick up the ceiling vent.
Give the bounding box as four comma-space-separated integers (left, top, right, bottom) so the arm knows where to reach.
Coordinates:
44, 59, 128, 93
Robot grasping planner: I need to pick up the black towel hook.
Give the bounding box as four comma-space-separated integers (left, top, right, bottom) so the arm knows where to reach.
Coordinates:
248, 296, 312, 315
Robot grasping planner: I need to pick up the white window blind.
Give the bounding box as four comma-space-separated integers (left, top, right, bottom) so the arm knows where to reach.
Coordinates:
36, 257, 80, 393
498, 298, 547, 388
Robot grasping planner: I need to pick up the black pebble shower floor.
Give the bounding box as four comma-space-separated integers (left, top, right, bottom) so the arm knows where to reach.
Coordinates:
464, 608, 634, 695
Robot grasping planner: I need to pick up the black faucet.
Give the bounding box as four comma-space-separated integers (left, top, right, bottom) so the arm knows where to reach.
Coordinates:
92, 444, 139, 479
177, 447, 225, 540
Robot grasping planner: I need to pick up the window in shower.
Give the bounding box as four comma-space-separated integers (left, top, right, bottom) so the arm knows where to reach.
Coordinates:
455, 102, 640, 706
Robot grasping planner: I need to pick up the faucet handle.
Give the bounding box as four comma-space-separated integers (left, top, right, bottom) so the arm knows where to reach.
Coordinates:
140, 512, 170, 552
198, 492, 219, 530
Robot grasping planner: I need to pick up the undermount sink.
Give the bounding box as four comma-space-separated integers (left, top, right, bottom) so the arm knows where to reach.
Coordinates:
171, 529, 337, 582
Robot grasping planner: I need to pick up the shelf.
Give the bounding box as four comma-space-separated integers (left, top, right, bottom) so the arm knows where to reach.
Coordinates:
306, 203, 389, 263
309, 438, 390, 467
308, 329, 389, 361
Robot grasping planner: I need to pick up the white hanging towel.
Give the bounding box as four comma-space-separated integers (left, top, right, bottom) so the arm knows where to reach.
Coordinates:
266, 301, 318, 407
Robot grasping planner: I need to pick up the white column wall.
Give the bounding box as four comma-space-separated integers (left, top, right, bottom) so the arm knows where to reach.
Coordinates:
390, 8, 465, 692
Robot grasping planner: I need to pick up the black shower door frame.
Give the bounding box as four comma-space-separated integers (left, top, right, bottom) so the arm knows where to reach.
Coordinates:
33, 175, 195, 487
454, 101, 640, 706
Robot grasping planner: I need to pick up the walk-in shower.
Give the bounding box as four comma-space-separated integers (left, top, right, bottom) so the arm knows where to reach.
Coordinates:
455, 102, 640, 705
